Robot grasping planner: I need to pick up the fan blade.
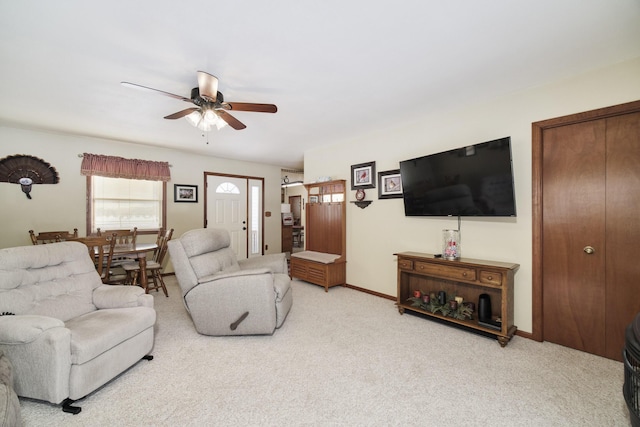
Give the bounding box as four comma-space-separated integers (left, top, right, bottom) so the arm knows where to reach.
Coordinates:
197, 71, 219, 103
164, 108, 199, 119
225, 102, 278, 113
217, 110, 246, 130
121, 82, 193, 103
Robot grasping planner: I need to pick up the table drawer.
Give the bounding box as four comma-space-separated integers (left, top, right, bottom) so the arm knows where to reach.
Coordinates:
398, 259, 414, 271
479, 270, 502, 286
414, 262, 477, 281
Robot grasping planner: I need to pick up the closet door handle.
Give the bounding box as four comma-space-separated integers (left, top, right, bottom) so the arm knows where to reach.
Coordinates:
583, 246, 595, 254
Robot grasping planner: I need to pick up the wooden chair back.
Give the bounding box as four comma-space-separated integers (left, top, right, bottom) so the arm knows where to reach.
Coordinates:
97, 227, 137, 245
29, 229, 79, 245
122, 228, 174, 296
69, 234, 116, 283
154, 228, 174, 265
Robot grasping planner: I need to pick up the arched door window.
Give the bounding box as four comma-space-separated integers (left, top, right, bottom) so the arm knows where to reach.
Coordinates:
215, 182, 240, 194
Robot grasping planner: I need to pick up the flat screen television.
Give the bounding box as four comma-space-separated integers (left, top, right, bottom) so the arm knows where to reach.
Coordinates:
399, 137, 516, 217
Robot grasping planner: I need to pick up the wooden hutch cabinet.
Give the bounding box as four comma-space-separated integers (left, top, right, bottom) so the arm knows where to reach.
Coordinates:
290, 180, 346, 291
395, 252, 519, 347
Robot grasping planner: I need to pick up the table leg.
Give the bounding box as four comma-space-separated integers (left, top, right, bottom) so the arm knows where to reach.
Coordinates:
138, 254, 149, 293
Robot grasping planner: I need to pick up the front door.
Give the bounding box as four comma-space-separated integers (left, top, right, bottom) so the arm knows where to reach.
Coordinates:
206, 175, 248, 259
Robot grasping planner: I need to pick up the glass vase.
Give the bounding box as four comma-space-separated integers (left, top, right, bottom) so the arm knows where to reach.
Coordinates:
442, 229, 460, 260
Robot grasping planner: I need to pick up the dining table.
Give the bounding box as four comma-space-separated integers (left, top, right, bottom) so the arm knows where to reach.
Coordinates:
112, 242, 157, 291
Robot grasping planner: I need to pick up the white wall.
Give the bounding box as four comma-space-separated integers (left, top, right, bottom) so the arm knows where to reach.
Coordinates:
303, 57, 640, 334
0, 127, 284, 263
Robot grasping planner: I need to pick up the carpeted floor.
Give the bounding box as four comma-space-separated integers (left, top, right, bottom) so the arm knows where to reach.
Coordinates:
19, 277, 631, 426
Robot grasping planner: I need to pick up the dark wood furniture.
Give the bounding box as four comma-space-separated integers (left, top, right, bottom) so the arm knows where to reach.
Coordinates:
29, 228, 78, 244
123, 228, 173, 296
282, 225, 293, 253
290, 180, 346, 292
69, 234, 117, 284
292, 225, 304, 248
98, 227, 138, 266
97, 227, 138, 244
395, 251, 519, 347
111, 242, 157, 291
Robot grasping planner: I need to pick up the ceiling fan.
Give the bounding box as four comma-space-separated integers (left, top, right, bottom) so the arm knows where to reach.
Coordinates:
121, 71, 277, 131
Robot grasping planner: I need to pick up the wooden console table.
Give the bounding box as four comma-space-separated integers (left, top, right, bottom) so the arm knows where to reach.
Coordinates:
395, 252, 519, 347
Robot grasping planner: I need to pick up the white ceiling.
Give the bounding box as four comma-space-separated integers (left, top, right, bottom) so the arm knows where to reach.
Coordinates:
1, 1, 639, 170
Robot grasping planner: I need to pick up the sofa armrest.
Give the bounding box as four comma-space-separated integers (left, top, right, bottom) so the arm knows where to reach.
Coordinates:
0, 315, 64, 344
238, 253, 287, 274
93, 285, 154, 309
0, 316, 72, 403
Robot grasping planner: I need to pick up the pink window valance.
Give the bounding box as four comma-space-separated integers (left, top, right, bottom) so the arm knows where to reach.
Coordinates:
80, 153, 171, 181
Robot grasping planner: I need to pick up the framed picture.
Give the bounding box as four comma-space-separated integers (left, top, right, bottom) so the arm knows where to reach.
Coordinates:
378, 169, 403, 199
350, 161, 376, 190
309, 195, 319, 203
174, 184, 198, 203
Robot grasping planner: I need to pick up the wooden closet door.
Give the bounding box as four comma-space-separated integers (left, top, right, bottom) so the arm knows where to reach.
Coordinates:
605, 112, 640, 360
542, 120, 607, 356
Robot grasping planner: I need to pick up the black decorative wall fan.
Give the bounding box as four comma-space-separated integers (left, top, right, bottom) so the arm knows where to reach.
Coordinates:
0, 154, 59, 199
121, 71, 277, 131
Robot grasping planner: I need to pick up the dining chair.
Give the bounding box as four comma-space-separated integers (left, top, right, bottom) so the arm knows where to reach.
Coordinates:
29, 228, 79, 245
97, 227, 138, 244
97, 227, 138, 266
123, 228, 174, 297
68, 234, 117, 284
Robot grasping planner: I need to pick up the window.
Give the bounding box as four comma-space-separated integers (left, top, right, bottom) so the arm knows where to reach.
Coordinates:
89, 176, 165, 233
250, 183, 261, 255
215, 182, 240, 194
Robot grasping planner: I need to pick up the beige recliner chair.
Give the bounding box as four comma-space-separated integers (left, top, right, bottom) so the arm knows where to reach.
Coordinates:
167, 228, 292, 336
0, 242, 156, 414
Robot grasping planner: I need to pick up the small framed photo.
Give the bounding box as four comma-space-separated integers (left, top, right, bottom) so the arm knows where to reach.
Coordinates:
351, 161, 376, 190
174, 184, 198, 203
378, 169, 403, 199
309, 195, 319, 203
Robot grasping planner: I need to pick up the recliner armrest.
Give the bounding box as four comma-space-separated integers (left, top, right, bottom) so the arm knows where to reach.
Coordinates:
0, 315, 64, 344
198, 268, 271, 284
238, 253, 287, 274
93, 285, 154, 309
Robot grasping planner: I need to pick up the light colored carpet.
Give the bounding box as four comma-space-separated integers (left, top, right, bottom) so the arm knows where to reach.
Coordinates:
19, 277, 630, 426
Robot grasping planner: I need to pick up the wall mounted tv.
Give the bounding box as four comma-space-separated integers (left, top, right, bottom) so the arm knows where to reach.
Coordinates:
399, 137, 516, 217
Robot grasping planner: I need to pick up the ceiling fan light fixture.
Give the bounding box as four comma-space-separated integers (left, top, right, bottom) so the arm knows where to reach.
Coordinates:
205, 109, 227, 130
186, 109, 227, 131
185, 110, 211, 131
203, 109, 217, 123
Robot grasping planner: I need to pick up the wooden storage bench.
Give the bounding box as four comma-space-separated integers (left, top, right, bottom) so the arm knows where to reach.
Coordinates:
290, 251, 346, 292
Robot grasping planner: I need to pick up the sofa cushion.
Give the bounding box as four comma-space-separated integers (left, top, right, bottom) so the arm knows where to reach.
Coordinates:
65, 307, 156, 365
0, 242, 102, 322
290, 251, 341, 264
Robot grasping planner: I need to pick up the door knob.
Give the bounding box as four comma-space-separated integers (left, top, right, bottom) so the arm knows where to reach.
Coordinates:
583, 246, 595, 254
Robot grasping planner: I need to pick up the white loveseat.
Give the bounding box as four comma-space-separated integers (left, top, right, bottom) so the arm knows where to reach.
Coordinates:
0, 242, 156, 414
